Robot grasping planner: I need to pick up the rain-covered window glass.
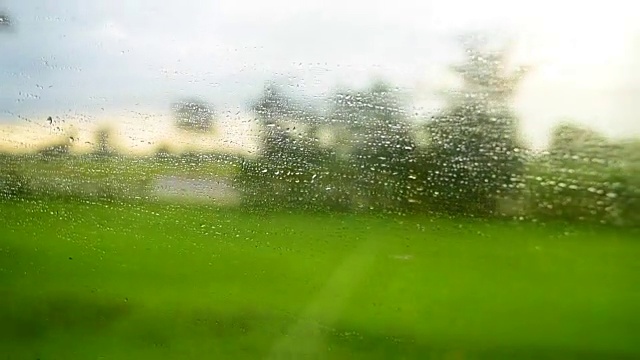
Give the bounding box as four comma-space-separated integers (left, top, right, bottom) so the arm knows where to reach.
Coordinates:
1, 1, 639, 358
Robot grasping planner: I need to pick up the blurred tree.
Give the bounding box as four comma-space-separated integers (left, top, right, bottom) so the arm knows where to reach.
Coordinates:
252, 83, 301, 121
549, 122, 609, 157
154, 143, 174, 159
238, 84, 306, 209
93, 128, 116, 157
423, 34, 527, 216
527, 122, 639, 226
237, 83, 346, 211
251, 84, 298, 160
328, 81, 418, 211
238, 81, 422, 212
172, 98, 214, 132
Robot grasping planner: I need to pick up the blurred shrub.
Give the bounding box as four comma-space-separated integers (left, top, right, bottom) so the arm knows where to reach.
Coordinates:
524, 126, 639, 227
172, 98, 215, 133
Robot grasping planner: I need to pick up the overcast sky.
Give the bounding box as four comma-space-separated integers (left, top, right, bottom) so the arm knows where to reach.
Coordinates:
1, 0, 639, 149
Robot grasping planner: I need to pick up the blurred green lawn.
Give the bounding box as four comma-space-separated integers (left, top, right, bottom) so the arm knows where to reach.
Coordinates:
1, 200, 639, 359
1, 154, 238, 187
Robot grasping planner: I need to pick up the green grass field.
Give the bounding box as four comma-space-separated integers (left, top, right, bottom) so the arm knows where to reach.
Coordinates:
1, 200, 639, 359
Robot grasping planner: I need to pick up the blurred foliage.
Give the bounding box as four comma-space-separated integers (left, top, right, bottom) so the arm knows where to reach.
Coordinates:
525, 123, 640, 226
172, 98, 215, 132
0, 34, 638, 227
236, 84, 342, 211
93, 128, 117, 157
328, 81, 419, 212
234, 37, 638, 227
421, 37, 526, 216
237, 39, 527, 216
